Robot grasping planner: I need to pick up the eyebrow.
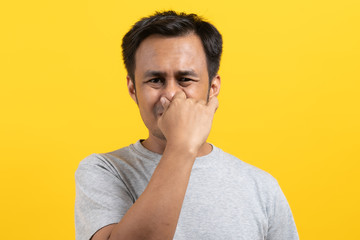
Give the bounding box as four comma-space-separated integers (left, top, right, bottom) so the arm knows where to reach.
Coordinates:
177, 70, 199, 78
144, 70, 166, 78
143, 70, 199, 78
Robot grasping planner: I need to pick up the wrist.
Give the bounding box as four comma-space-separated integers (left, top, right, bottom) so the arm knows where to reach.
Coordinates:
164, 141, 198, 161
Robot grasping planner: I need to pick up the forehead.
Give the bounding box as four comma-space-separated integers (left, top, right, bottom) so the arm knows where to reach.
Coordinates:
134, 33, 207, 74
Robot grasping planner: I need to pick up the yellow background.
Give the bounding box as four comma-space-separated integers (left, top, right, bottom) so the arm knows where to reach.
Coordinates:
1, 0, 359, 239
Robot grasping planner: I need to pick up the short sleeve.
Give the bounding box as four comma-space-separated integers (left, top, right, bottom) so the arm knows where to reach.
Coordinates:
267, 181, 299, 240
75, 154, 134, 240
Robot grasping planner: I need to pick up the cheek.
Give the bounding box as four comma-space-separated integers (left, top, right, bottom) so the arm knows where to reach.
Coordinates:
137, 89, 160, 111
184, 84, 209, 100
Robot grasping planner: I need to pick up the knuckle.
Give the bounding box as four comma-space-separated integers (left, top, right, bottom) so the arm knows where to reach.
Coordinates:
198, 100, 206, 105
172, 98, 181, 104
186, 98, 195, 103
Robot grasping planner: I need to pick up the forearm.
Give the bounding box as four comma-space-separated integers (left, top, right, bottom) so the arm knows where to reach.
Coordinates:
108, 146, 196, 240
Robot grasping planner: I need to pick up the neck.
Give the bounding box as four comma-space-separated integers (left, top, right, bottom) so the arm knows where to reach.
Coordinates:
141, 134, 213, 157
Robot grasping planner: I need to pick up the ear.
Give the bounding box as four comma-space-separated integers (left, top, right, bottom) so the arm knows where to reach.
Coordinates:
127, 76, 137, 104
209, 74, 221, 98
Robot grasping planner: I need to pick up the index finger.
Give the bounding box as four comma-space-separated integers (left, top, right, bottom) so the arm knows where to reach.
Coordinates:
207, 96, 219, 113
171, 91, 186, 101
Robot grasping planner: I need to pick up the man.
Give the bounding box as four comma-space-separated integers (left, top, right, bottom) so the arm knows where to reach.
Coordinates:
75, 11, 298, 240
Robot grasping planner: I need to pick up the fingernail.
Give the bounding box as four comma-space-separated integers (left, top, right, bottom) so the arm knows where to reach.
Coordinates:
160, 97, 165, 105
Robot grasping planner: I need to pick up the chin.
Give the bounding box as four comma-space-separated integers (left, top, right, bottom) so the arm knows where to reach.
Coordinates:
152, 130, 167, 141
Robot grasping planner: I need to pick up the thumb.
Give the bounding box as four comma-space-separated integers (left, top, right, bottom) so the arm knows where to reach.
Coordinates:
160, 97, 171, 112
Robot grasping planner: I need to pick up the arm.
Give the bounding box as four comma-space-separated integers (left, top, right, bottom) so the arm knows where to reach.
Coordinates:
92, 92, 218, 240
266, 181, 299, 240
98, 145, 195, 240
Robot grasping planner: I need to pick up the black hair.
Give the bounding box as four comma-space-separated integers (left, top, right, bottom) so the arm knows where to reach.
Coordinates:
122, 10, 223, 84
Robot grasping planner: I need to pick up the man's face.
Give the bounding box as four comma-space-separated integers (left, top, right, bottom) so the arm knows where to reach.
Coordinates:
127, 33, 220, 141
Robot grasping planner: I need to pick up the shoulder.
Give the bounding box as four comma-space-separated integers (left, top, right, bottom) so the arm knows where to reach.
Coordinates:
75, 145, 134, 179
75, 147, 138, 240
78, 145, 133, 165
213, 146, 281, 190
212, 149, 299, 238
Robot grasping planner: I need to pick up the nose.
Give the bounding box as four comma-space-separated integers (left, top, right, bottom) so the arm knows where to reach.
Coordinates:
161, 79, 183, 101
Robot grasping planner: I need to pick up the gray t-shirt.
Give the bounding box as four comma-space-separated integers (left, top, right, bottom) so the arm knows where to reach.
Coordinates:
75, 141, 298, 240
